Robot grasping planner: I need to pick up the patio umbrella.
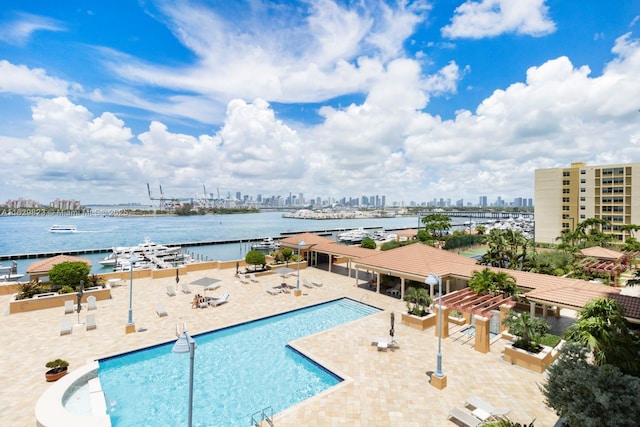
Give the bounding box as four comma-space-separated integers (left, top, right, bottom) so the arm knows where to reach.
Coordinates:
190, 277, 221, 293
76, 281, 84, 325
274, 267, 296, 286
175, 268, 180, 284
390, 312, 395, 339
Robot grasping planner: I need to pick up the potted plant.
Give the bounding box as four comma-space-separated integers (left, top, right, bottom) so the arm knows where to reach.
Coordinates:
45, 359, 69, 382
401, 286, 436, 330
502, 311, 556, 373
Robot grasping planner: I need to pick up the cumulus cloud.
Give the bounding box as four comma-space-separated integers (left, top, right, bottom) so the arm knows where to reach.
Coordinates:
0, 60, 74, 96
442, 0, 556, 39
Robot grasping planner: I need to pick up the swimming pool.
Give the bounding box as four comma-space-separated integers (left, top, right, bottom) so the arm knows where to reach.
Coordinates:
98, 298, 380, 426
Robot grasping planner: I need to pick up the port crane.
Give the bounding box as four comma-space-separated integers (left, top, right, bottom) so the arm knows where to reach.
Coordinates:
147, 183, 181, 210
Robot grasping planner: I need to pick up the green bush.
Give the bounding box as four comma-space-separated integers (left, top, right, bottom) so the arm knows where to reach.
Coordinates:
539, 334, 562, 348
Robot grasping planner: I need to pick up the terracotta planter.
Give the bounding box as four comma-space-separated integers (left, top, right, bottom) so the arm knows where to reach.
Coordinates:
401, 312, 437, 330
45, 367, 68, 382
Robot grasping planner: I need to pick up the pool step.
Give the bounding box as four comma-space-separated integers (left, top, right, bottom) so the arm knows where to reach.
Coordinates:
251, 406, 274, 427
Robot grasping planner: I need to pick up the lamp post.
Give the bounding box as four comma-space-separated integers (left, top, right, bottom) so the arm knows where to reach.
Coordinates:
296, 239, 305, 291
127, 255, 139, 327
426, 273, 443, 378
173, 327, 197, 427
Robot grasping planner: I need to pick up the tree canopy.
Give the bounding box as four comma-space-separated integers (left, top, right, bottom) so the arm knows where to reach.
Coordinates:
420, 213, 451, 244
244, 250, 266, 271
48, 261, 90, 290
541, 342, 640, 426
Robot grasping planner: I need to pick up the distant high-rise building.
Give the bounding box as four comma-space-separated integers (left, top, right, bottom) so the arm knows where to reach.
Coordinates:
535, 161, 640, 244
479, 196, 487, 208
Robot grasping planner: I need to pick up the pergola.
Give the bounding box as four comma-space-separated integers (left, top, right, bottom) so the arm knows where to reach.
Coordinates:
441, 288, 516, 319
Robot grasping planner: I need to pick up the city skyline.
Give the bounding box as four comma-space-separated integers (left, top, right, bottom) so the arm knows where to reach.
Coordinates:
1, 1, 639, 205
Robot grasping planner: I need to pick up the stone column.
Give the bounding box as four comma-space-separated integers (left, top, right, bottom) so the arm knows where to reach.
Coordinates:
434, 305, 450, 339
474, 315, 490, 353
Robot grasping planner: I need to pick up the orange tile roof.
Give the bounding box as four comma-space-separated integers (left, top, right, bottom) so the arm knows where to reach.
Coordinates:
312, 242, 377, 258
396, 229, 418, 237
579, 246, 624, 260
279, 232, 335, 247
608, 293, 640, 322
354, 243, 478, 280
26, 254, 92, 274
526, 282, 620, 309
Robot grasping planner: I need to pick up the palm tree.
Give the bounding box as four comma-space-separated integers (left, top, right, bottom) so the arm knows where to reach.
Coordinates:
421, 213, 452, 246
468, 268, 520, 297
502, 311, 550, 352
404, 286, 432, 316
564, 297, 640, 375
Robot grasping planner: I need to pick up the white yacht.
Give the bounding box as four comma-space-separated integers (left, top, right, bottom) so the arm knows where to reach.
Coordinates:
251, 237, 281, 250
337, 227, 371, 243
99, 237, 184, 269
48, 225, 78, 233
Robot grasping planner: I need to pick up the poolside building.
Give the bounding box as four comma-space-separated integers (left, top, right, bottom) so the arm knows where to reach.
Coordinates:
534, 161, 640, 245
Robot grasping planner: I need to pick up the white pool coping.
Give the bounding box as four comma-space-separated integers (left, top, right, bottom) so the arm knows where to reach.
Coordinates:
35, 360, 111, 427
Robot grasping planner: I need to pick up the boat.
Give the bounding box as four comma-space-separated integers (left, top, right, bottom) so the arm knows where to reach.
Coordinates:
251, 237, 281, 250
99, 237, 187, 270
0, 261, 24, 282
48, 225, 78, 233
337, 227, 371, 243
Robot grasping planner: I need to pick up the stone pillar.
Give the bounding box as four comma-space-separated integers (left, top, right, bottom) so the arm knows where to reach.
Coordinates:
463, 311, 472, 325
474, 316, 490, 353
499, 305, 511, 333
530, 301, 536, 317
400, 277, 405, 300
542, 304, 548, 318
434, 305, 450, 339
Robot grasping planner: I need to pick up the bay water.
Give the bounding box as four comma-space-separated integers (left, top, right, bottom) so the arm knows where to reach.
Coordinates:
0, 210, 439, 275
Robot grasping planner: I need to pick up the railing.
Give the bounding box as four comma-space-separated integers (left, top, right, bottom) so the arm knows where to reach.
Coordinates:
251, 406, 274, 427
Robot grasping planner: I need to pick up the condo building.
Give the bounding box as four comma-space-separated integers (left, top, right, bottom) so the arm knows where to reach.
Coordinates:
534, 162, 640, 245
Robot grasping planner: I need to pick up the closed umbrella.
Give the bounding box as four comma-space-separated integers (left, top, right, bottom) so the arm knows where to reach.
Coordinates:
390, 312, 395, 339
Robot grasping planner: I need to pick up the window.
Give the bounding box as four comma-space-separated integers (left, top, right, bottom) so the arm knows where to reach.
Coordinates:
580, 169, 586, 174
580, 206, 585, 210
580, 197, 586, 202
563, 189, 570, 194
580, 179, 586, 184
562, 206, 570, 211
563, 171, 570, 177
580, 188, 586, 193
562, 197, 570, 203
562, 180, 570, 185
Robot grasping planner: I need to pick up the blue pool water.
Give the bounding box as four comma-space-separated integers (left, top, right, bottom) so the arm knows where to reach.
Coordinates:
98, 298, 380, 426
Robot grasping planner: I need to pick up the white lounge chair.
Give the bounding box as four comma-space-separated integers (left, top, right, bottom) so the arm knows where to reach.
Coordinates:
238, 274, 250, 284
181, 283, 191, 294
64, 300, 74, 314
302, 279, 314, 289
448, 407, 483, 427
86, 313, 97, 330
210, 292, 229, 307
266, 287, 281, 295
465, 396, 511, 419
167, 285, 177, 296
60, 318, 73, 336
156, 302, 168, 317
87, 295, 97, 310
249, 273, 259, 283
312, 280, 323, 287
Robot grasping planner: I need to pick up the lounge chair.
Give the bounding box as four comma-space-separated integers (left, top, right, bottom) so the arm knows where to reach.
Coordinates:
167, 285, 177, 297
465, 396, 511, 420
181, 283, 191, 294
312, 280, 323, 287
370, 337, 389, 351
86, 313, 97, 330
448, 407, 484, 427
210, 292, 229, 307
64, 300, 74, 314
156, 302, 168, 317
60, 318, 73, 336
238, 274, 250, 284
266, 287, 282, 295
249, 273, 259, 283
87, 295, 97, 310
302, 279, 314, 289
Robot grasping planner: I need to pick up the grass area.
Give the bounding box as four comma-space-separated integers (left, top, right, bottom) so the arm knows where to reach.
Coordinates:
540, 333, 562, 348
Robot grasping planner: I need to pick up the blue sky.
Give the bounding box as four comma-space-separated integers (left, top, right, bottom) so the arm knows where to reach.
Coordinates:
1, 0, 639, 206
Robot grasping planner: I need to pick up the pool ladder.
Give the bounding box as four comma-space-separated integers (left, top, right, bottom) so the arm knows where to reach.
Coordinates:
251, 406, 274, 427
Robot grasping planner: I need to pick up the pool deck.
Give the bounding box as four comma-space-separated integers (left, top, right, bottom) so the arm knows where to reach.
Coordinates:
0, 265, 561, 426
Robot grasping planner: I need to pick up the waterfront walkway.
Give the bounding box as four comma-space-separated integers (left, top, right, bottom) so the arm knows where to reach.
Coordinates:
0, 265, 559, 426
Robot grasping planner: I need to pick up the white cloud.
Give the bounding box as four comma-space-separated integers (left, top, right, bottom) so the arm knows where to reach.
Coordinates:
442, 0, 556, 39
0, 60, 73, 96
0, 12, 65, 45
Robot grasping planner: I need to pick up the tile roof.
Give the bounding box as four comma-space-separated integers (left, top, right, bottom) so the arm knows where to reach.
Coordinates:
279, 232, 335, 247
311, 242, 377, 258
525, 282, 620, 309
26, 254, 92, 274
579, 246, 624, 260
608, 293, 640, 321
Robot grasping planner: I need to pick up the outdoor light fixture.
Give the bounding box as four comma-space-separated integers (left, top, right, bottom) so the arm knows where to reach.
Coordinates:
127, 255, 139, 327
426, 272, 443, 379
173, 326, 197, 427
296, 240, 305, 290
